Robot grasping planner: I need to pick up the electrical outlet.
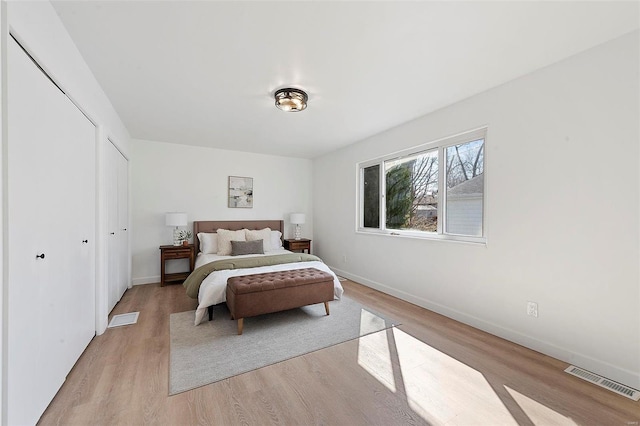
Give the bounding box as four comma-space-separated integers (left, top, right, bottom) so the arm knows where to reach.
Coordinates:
342, 255, 347, 263
527, 301, 538, 318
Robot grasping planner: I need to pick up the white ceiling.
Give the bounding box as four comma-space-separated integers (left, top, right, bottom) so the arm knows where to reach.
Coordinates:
51, 1, 639, 159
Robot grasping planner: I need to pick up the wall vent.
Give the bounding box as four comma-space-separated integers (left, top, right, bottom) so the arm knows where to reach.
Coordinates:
108, 312, 139, 328
565, 365, 639, 401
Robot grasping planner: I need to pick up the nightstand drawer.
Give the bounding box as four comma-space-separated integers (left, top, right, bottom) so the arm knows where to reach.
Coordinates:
287, 241, 308, 250
284, 239, 311, 254
164, 248, 191, 259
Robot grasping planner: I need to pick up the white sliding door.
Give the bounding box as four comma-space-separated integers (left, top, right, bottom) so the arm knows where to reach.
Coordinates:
6, 37, 96, 425
117, 149, 129, 296
106, 141, 119, 312
62, 100, 96, 372
106, 140, 129, 312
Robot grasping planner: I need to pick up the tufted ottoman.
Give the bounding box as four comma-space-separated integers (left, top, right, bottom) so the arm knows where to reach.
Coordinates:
226, 268, 334, 335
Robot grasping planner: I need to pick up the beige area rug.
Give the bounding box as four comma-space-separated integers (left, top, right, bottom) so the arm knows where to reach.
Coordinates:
169, 296, 399, 395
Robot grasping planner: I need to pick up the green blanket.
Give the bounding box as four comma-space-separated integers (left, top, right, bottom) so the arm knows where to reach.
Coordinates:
183, 253, 323, 299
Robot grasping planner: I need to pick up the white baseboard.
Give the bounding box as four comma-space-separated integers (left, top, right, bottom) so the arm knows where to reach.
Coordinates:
329, 266, 640, 390
132, 275, 160, 286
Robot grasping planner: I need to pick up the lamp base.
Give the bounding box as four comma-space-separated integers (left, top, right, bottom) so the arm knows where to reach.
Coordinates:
294, 224, 302, 240
173, 227, 182, 246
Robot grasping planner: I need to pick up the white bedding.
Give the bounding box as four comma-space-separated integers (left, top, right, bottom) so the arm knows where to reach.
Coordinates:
194, 249, 344, 325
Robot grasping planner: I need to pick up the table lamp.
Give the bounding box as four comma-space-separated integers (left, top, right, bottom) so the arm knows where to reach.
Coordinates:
166, 212, 187, 246
290, 213, 305, 240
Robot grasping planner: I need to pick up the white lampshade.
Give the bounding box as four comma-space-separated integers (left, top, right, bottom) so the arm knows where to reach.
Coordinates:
290, 213, 305, 225
165, 212, 187, 227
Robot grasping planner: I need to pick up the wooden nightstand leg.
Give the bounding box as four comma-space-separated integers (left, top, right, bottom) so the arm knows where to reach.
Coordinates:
160, 258, 165, 287
237, 318, 244, 335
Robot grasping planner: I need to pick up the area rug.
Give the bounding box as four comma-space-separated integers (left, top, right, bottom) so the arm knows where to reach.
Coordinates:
169, 296, 399, 395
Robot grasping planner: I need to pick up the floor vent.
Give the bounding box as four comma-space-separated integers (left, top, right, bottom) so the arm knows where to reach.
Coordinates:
565, 365, 640, 401
108, 312, 139, 328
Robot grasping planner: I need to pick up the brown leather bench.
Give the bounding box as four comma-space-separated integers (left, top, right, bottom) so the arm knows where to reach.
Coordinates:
226, 268, 334, 335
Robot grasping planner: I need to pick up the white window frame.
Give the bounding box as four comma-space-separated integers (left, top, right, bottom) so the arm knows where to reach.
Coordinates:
357, 127, 487, 244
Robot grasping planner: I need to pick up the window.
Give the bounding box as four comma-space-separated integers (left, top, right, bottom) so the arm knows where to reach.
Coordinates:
385, 149, 438, 231
362, 164, 380, 228
445, 138, 484, 237
358, 128, 486, 242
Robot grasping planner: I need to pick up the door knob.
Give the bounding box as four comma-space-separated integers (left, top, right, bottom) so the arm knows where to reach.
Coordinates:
36, 253, 45, 259
82, 240, 88, 243
110, 232, 115, 235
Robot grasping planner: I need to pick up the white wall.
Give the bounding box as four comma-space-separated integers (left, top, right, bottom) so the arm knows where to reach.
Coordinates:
6, 2, 129, 152
1, 3, 131, 418
313, 32, 640, 389
131, 139, 313, 284
0, 3, 6, 422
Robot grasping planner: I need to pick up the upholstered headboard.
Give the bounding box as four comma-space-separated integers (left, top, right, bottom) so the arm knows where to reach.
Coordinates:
193, 220, 284, 254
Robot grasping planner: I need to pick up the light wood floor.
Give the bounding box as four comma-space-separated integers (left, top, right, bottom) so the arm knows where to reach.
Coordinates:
39, 280, 638, 425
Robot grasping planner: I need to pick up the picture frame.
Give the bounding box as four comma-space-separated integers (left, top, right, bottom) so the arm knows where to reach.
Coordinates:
228, 176, 253, 208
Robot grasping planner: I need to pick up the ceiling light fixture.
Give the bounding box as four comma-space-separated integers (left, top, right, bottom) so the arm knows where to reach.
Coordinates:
274, 88, 308, 112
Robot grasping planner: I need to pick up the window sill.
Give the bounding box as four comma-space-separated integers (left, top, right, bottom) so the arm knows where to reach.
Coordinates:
356, 228, 487, 246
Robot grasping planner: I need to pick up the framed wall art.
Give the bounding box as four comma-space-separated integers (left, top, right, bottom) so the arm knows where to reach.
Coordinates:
228, 176, 253, 208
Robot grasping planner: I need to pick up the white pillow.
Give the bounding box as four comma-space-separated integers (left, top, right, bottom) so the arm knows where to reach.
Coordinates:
197, 232, 218, 254
216, 229, 246, 255
271, 230, 283, 249
245, 227, 272, 252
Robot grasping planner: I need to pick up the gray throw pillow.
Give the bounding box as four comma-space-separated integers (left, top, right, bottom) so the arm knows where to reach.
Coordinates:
231, 239, 264, 256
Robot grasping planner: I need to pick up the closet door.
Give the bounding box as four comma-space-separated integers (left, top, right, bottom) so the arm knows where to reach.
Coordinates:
62, 105, 96, 372
7, 37, 96, 425
117, 151, 129, 296
106, 140, 129, 312
107, 141, 120, 312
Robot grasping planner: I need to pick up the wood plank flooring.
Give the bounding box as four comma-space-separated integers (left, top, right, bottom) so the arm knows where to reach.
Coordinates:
39, 280, 639, 425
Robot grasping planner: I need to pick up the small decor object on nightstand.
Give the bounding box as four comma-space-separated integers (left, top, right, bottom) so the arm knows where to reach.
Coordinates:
179, 230, 192, 246
166, 212, 187, 246
290, 213, 305, 240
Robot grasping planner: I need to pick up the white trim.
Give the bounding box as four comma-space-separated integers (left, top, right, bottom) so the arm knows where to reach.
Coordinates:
95, 127, 109, 336
330, 266, 640, 390
355, 228, 487, 245
437, 144, 445, 234
132, 276, 160, 286
379, 160, 386, 229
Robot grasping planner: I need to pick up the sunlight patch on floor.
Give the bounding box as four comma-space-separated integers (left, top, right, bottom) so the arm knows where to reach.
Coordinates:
393, 328, 518, 425
505, 386, 578, 425
357, 310, 397, 392
357, 326, 580, 425
359, 308, 389, 335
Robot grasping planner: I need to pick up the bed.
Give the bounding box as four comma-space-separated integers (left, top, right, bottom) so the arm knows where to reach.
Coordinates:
185, 220, 344, 325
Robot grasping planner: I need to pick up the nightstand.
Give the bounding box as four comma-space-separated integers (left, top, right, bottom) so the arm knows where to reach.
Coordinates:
284, 238, 312, 254
159, 244, 195, 287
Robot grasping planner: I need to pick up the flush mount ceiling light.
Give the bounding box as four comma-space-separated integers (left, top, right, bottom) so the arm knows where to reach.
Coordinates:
274, 88, 308, 112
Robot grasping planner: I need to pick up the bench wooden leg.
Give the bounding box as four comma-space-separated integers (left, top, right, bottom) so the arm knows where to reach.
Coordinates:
208, 305, 214, 321
237, 318, 244, 335
324, 301, 330, 315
